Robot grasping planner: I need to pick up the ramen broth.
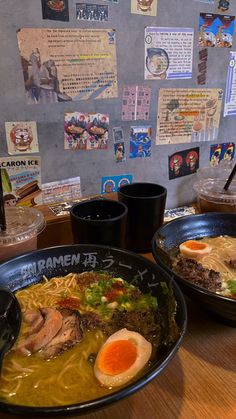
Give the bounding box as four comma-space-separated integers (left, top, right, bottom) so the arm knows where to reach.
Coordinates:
174, 236, 236, 298
0, 272, 177, 407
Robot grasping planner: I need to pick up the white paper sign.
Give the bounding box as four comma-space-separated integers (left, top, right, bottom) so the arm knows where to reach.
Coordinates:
224, 51, 236, 117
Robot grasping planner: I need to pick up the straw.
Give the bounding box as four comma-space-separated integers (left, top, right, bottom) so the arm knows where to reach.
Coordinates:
223, 163, 236, 191
0, 169, 6, 231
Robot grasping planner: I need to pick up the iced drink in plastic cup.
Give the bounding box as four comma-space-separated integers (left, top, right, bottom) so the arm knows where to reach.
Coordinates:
0, 207, 45, 263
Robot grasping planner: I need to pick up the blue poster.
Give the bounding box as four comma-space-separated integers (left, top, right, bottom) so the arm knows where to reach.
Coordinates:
198, 13, 235, 48
101, 174, 133, 194
130, 126, 151, 158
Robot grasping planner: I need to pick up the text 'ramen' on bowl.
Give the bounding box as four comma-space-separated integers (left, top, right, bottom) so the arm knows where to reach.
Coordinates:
0, 270, 180, 408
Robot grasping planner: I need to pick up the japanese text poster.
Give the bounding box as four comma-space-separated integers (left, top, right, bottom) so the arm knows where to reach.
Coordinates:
156, 88, 223, 145
224, 51, 236, 116
17, 28, 118, 104
198, 13, 235, 48
131, 0, 158, 17
5, 121, 39, 155
42, 176, 81, 204
122, 85, 151, 121
145, 27, 194, 80
0, 156, 42, 207
130, 126, 152, 158
169, 147, 200, 180
64, 112, 109, 150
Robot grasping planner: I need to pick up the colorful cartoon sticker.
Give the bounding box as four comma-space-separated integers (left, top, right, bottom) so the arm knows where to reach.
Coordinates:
101, 174, 133, 194
130, 126, 152, 158
198, 13, 235, 48
114, 142, 126, 163
5, 121, 39, 155
41, 0, 69, 21
210, 142, 235, 166
169, 147, 200, 179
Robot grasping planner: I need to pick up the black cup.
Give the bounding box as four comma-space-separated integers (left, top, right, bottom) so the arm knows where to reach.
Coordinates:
117, 182, 167, 253
70, 199, 128, 248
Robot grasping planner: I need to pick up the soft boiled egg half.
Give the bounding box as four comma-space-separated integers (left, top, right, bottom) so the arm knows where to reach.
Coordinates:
179, 240, 212, 259
94, 328, 152, 388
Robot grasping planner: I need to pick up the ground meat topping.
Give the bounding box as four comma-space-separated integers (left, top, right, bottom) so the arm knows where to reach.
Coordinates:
225, 259, 236, 269
173, 257, 222, 292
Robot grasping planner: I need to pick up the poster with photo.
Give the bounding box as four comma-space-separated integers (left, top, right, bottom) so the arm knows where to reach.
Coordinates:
122, 85, 151, 121
198, 13, 235, 48
156, 88, 223, 145
17, 28, 118, 104
64, 112, 109, 150
5, 121, 39, 155
131, 0, 158, 17
209, 142, 235, 166
168, 147, 200, 180
0, 156, 42, 207
145, 27, 194, 80
130, 126, 151, 158
224, 51, 236, 116
41, 0, 69, 21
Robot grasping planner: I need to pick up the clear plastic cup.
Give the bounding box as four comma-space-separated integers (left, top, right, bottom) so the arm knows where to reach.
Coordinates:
0, 207, 46, 263
193, 178, 236, 213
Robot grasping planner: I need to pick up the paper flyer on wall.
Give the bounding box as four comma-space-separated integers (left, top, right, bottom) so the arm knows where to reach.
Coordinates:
224, 51, 236, 116
131, 0, 158, 17
122, 85, 151, 121
17, 28, 118, 104
64, 112, 109, 150
144, 27, 194, 80
42, 176, 81, 204
5, 121, 39, 155
156, 88, 223, 145
0, 156, 42, 207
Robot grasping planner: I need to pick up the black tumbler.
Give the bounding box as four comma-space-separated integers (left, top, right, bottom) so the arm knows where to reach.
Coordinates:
70, 199, 128, 248
117, 182, 167, 253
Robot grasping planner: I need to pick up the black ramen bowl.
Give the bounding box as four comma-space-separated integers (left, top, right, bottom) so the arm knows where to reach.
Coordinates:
0, 244, 187, 417
151, 212, 236, 327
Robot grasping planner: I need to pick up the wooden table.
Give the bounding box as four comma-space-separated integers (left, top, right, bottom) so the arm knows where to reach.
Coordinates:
1, 204, 236, 419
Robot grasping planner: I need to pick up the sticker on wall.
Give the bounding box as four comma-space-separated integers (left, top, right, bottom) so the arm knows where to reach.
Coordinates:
224, 51, 236, 116
130, 126, 151, 158
218, 1, 230, 13
64, 112, 109, 151
144, 27, 194, 80
114, 142, 126, 163
197, 48, 208, 85
131, 0, 158, 17
76, 3, 108, 21
0, 156, 42, 207
17, 28, 118, 104
156, 88, 223, 145
122, 85, 151, 121
41, 0, 69, 21
112, 127, 124, 142
198, 13, 235, 48
101, 174, 132, 194
42, 176, 82, 204
210, 142, 235, 166
194, 0, 214, 3
5, 121, 39, 155
169, 147, 200, 180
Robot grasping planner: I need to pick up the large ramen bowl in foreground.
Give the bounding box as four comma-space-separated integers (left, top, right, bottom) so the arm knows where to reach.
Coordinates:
151, 212, 236, 327
0, 244, 186, 416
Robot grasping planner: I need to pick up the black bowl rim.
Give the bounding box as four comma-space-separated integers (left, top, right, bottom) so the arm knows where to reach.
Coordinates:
151, 212, 236, 305
0, 244, 187, 416
117, 182, 167, 200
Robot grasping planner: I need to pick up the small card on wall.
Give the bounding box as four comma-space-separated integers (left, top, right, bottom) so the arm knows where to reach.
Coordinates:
130, 126, 151, 159
101, 174, 132, 194
168, 147, 200, 180
198, 13, 235, 48
114, 142, 126, 163
76, 3, 108, 21
112, 127, 124, 142
5, 121, 39, 155
131, 0, 158, 17
41, 0, 69, 21
218, 1, 230, 13
122, 85, 151, 121
210, 142, 235, 166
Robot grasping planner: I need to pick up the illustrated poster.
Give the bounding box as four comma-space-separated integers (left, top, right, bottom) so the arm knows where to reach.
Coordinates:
41, 0, 69, 21
5, 121, 39, 155
130, 126, 152, 158
224, 51, 236, 116
145, 27, 194, 80
17, 28, 118, 104
210, 142, 235, 166
64, 112, 109, 150
169, 147, 200, 180
131, 0, 158, 17
76, 3, 108, 21
198, 13, 235, 48
122, 85, 151, 121
156, 88, 223, 145
101, 174, 132, 194
0, 156, 42, 207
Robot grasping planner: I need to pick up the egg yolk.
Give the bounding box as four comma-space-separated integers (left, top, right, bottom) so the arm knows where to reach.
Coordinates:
183, 241, 208, 251
97, 339, 137, 375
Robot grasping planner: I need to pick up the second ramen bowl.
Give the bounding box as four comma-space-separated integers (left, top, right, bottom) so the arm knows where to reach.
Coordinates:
151, 212, 236, 327
0, 244, 186, 416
